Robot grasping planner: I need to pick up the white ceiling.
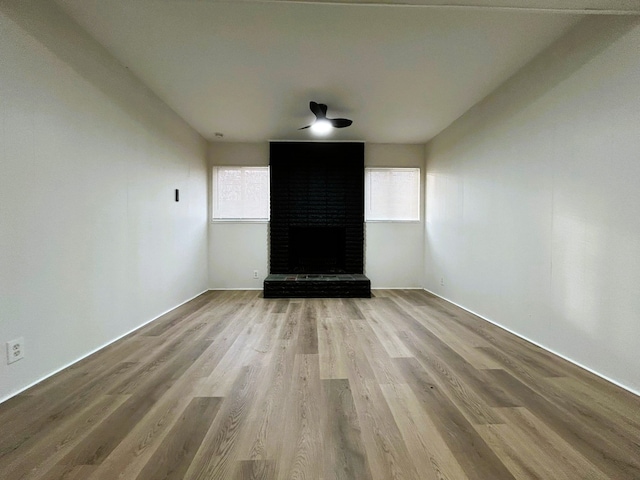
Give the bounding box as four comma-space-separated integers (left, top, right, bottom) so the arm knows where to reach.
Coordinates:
50, 0, 611, 143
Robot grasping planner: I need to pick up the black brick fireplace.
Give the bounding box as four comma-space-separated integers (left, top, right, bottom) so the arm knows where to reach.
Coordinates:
264, 141, 371, 298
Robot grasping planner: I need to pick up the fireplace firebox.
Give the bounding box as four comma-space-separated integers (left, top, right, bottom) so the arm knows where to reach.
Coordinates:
289, 226, 346, 273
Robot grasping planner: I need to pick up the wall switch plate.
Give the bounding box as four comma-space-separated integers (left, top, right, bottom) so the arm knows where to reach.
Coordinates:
7, 337, 24, 364
253, 270, 259, 279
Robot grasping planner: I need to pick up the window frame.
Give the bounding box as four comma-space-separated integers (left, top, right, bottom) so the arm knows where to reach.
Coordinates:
211, 166, 270, 222
364, 167, 421, 222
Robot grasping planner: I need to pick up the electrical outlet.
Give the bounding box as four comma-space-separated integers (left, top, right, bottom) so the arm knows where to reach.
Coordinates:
6, 337, 24, 364
440, 277, 445, 286
253, 270, 259, 279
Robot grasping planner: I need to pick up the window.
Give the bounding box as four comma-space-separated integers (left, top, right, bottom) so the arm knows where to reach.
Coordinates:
212, 166, 270, 220
365, 168, 420, 221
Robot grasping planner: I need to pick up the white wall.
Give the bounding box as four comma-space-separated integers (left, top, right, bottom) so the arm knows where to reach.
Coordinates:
208, 143, 270, 289
0, 1, 209, 402
365, 144, 425, 288
424, 16, 640, 394
208, 142, 424, 289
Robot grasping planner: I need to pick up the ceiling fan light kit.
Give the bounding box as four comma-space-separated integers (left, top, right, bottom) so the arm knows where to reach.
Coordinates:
300, 101, 353, 135
310, 119, 333, 135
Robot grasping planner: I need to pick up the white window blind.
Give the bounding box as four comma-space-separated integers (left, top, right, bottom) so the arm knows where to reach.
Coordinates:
212, 167, 270, 220
365, 168, 420, 221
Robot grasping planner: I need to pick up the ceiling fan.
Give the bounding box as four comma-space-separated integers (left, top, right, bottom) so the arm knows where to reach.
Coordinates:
299, 101, 353, 134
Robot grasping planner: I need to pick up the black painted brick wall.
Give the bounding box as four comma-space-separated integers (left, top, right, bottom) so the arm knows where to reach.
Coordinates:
269, 142, 365, 274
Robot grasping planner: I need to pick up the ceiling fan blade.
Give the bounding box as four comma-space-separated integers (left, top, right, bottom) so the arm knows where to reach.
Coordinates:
309, 101, 325, 119
330, 118, 353, 128
298, 125, 312, 130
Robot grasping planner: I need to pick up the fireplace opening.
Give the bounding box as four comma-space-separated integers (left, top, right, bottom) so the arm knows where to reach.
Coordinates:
289, 226, 346, 274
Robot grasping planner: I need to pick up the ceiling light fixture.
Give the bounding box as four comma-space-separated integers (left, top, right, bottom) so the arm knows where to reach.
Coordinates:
310, 119, 332, 136
299, 101, 353, 134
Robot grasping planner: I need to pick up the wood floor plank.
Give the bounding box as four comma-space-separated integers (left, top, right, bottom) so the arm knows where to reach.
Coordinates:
2, 290, 639, 480
0, 394, 129, 480
350, 318, 406, 385
268, 299, 290, 314
189, 303, 266, 382
317, 317, 349, 380
404, 325, 520, 408
184, 365, 263, 480
365, 309, 413, 358
233, 340, 297, 462
398, 331, 507, 425
340, 298, 365, 319
135, 397, 222, 480
246, 315, 286, 371
298, 300, 319, 354
0, 361, 138, 460
234, 460, 276, 480
389, 289, 433, 307
411, 306, 505, 369
544, 376, 640, 435
195, 318, 271, 397
349, 378, 420, 480
485, 368, 640, 479
187, 308, 255, 380
57, 337, 213, 468
368, 296, 418, 328
395, 358, 516, 480
277, 354, 324, 479
512, 372, 640, 457
323, 296, 356, 320
43, 464, 98, 479
18, 336, 145, 398
142, 291, 220, 337
423, 294, 568, 378
340, 316, 377, 383
380, 383, 470, 480
107, 321, 211, 395
86, 335, 237, 480
322, 379, 373, 480
281, 301, 305, 341
475, 406, 610, 480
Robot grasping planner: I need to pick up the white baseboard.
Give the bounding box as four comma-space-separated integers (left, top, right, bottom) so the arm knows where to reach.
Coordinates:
209, 287, 263, 291
423, 288, 640, 398
210, 287, 424, 292
0, 289, 209, 405
372, 287, 424, 290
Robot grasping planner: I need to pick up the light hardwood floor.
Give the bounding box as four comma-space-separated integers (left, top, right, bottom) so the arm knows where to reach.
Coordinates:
1, 290, 639, 479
